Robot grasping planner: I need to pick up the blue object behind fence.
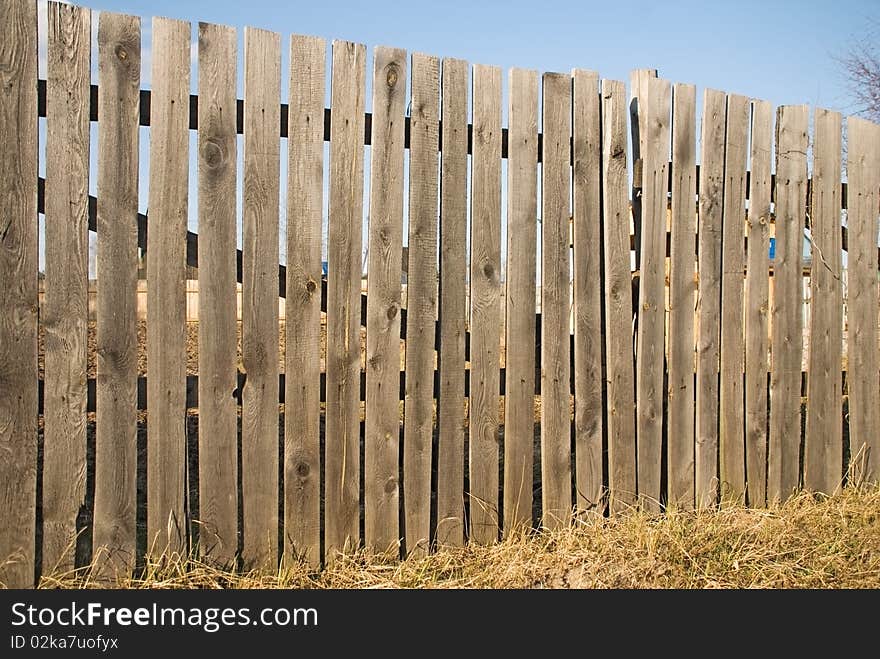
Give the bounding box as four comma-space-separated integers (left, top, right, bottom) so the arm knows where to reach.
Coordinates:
769, 237, 776, 260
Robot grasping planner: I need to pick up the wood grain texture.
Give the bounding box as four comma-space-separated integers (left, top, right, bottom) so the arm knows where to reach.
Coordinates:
469, 64, 502, 543
93, 11, 140, 580
325, 40, 366, 560
572, 69, 603, 516
0, 0, 38, 588
844, 117, 880, 485
695, 89, 726, 509
540, 72, 572, 527
146, 16, 190, 561
768, 105, 808, 503
635, 77, 670, 513
285, 34, 325, 568
719, 94, 749, 505
743, 99, 772, 507
197, 22, 238, 565
42, 1, 90, 575
436, 58, 468, 547
403, 52, 439, 556
503, 67, 538, 533
629, 68, 658, 278
364, 46, 406, 554
602, 79, 637, 514
666, 83, 696, 510
241, 27, 280, 569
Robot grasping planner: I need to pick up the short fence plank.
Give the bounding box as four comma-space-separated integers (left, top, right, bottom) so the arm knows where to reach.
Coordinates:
285, 34, 325, 568
768, 105, 808, 503
42, 1, 90, 575
325, 40, 366, 560
365, 46, 407, 554
469, 64, 502, 543
93, 11, 141, 580
241, 27, 281, 569
403, 52, 440, 557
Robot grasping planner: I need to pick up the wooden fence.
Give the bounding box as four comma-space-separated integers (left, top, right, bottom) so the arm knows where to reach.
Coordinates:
1, 0, 879, 586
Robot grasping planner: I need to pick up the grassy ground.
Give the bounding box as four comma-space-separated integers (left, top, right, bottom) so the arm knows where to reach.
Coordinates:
37, 486, 880, 589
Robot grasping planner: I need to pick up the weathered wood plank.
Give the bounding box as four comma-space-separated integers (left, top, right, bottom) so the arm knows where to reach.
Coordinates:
197, 22, 238, 565
365, 46, 406, 554
285, 34, 325, 568
469, 64, 502, 543
325, 40, 366, 560
695, 89, 726, 509
844, 117, 880, 485
42, 1, 90, 575
666, 82, 696, 510
0, 0, 38, 588
602, 79, 637, 514
241, 27, 280, 569
768, 105, 808, 503
403, 52, 439, 556
503, 67, 538, 533
93, 11, 140, 580
743, 99, 772, 507
635, 77, 670, 513
629, 68, 658, 279
436, 58, 469, 547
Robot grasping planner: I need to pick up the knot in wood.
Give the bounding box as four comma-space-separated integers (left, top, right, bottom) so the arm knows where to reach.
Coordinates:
296, 462, 310, 478
386, 303, 398, 320
115, 44, 128, 61
482, 262, 495, 280
306, 278, 317, 293
386, 64, 399, 88
384, 477, 397, 494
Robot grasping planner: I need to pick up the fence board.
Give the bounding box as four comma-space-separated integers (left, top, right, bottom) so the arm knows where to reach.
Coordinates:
197, 22, 238, 565
719, 93, 749, 505
403, 53, 440, 556
667, 82, 696, 510
93, 11, 140, 580
695, 89, 726, 509
42, 1, 90, 575
503, 67, 538, 532
285, 34, 325, 568
744, 99, 772, 507
630, 68, 658, 279
635, 77, 670, 513
241, 27, 280, 569
469, 64, 502, 543
436, 58, 469, 547
602, 79, 637, 514
845, 117, 880, 485
365, 46, 406, 554
805, 109, 843, 494
325, 41, 366, 559
0, 0, 38, 588
541, 72, 573, 527
768, 105, 808, 503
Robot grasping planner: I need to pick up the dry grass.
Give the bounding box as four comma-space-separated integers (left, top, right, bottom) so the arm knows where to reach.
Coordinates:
37, 486, 880, 589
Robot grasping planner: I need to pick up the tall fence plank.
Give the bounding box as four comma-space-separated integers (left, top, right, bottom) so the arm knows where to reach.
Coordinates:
695, 89, 726, 509
436, 58, 469, 547
403, 52, 440, 556
719, 93, 749, 505
0, 0, 38, 588
602, 79, 637, 514
146, 16, 190, 561
845, 117, 880, 485
541, 72, 573, 527
744, 99, 772, 508
805, 109, 843, 494
469, 64, 502, 543
635, 77, 670, 513
667, 82, 696, 510
285, 34, 325, 568
93, 11, 140, 580
325, 40, 366, 559
503, 67, 538, 533
42, 1, 90, 575
768, 105, 808, 503
365, 46, 406, 554
572, 69, 603, 516
197, 22, 238, 565
241, 27, 280, 569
